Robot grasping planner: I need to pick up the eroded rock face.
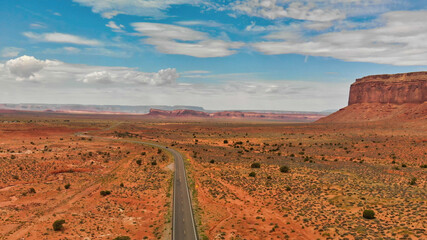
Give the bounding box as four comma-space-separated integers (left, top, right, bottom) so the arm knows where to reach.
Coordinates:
349, 72, 427, 105
148, 108, 210, 117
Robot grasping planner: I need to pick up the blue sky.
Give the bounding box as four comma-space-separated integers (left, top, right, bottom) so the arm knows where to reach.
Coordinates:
0, 0, 426, 111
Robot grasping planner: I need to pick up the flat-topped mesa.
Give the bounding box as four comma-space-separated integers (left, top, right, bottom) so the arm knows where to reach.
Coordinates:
148, 108, 210, 117
349, 71, 427, 105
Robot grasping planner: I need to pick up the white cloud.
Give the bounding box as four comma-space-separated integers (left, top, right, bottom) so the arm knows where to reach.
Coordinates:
120, 68, 179, 85
1, 47, 24, 58
132, 22, 244, 57
0, 56, 349, 111
106, 21, 125, 32
133, 22, 206, 41
4, 55, 51, 81
81, 71, 113, 84
175, 20, 224, 28
304, 21, 333, 30
253, 10, 427, 66
72, 0, 201, 18
128, 79, 349, 111
229, 0, 400, 21
231, 0, 346, 21
29, 23, 47, 29
23, 32, 102, 46
2, 55, 179, 85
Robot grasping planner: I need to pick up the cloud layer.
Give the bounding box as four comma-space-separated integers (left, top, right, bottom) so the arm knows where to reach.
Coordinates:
23, 32, 102, 46
72, 0, 201, 18
132, 22, 244, 57
253, 10, 427, 66
3, 55, 178, 85
21, 1, 425, 66
231, 0, 345, 21
0, 55, 348, 111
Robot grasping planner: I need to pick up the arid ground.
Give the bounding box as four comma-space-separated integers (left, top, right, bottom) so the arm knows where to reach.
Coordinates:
0, 112, 426, 239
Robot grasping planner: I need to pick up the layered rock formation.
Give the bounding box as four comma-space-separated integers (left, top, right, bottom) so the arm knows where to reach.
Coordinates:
148, 109, 210, 117
349, 72, 427, 105
318, 72, 427, 123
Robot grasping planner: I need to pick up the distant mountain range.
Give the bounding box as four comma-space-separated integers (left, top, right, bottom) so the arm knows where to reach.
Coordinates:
0, 104, 205, 114
147, 109, 326, 122
0, 103, 334, 115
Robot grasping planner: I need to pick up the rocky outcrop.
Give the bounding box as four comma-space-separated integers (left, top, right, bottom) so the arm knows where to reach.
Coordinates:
349, 72, 427, 105
148, 109, 210, 117
318, 72, 427, 123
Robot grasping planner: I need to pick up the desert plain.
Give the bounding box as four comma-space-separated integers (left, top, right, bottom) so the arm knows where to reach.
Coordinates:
0, 110, 425, 240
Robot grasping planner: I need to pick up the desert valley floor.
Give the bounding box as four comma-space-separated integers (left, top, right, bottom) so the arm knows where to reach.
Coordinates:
0, 111, 425, 240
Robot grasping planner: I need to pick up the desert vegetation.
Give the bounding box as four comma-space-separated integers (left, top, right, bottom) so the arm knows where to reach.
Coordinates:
0, 114, 173, 239
0, 112, 425, 239
121, 119, 426, 239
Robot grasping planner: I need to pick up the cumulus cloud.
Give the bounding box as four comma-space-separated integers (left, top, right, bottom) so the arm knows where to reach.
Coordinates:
116, 68, 179, 85
23, 32, 102, 46
81, 71, 113, 84
132, 22, 244, 57
5, 55, 50, 81
72, 0, 201, 18
2, 55, 179, 85
253, 10, 427, 66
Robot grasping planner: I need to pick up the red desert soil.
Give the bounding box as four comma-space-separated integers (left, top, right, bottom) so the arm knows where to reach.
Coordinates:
121, 119, 426, 240
1, 77, 426, 240
0, 117, 173, 239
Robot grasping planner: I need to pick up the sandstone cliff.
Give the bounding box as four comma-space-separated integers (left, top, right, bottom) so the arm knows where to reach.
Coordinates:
318, 72, 427, 123
349, 72, 427, 105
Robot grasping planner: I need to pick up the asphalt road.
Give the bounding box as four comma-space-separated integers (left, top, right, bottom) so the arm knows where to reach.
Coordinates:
138, 142, 198, 240
77, 128, 198, 240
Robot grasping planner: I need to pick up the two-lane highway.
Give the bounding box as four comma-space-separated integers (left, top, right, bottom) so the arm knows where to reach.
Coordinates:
169, 147, 198, 240
77, 129, 198, 240
138, 142, 198, 240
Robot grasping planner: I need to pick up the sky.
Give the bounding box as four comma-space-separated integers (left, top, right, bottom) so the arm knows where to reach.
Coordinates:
0, 0, 426, 111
